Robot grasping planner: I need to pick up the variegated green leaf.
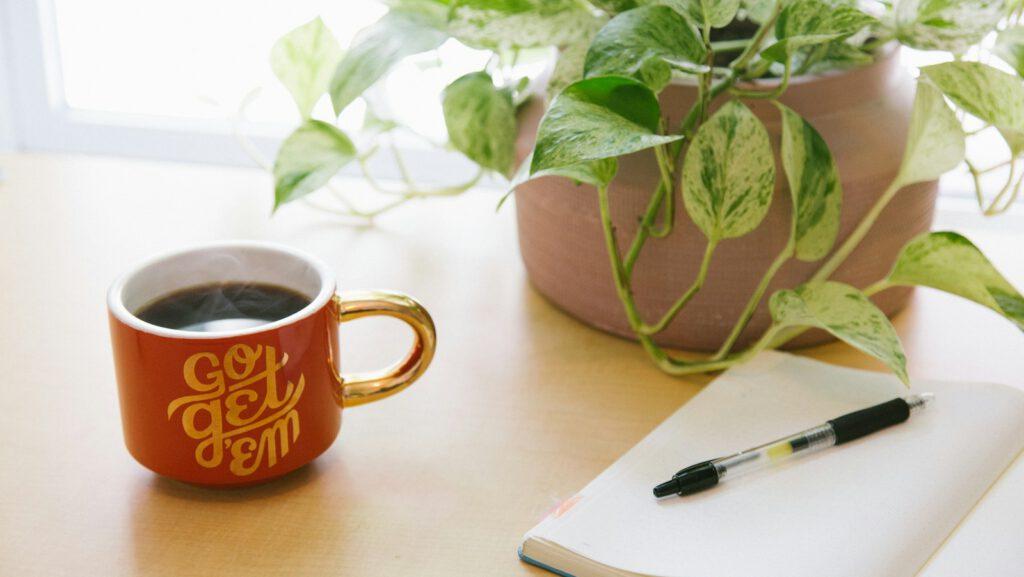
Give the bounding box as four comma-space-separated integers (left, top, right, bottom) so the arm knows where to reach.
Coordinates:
698, 0, 742, 28
502, 153, 618, 210
530, 76, 683, 174
774, 0, 875, 39
641, 0, 740, 28
442, 72, 518, 176
802, 41, 874, 74
769, 282, 909, 384
681, 100, 775, 241
741, 0, 775, 23
886, 232, 1024, 331
742, 0, 860, 23
270, 17, 343, 119
776, 103, 842, 262
447, 0, 602, 49
532, 158, 619, 189
761, 0, 875, 63
895, 80, 966, 186
512, 152, 618, 189
273, 120, 357, 209
995, 26, 1024, 77
329, 10, 447, 115
585, 5, 706, 92
921, 62, 1024, 154
895, 0, 1003, 54
589, 0, 639, 14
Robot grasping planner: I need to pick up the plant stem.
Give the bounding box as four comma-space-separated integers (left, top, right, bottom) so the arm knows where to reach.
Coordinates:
862, 279, 891, 297
601, 167, 778, 377
729, 60, 791, 99
597, 184, 675, 365
983, 157, 1019, 216
598, 178, 778, 377
795, 44, 828, 76
744, 59, 774, 80
623, 71, 739, 274
650, 144, 676, 238
712, 39, 752, 53
658, 325, 782, 376
326, 183, 369, 214
624, 183, 668, 275
390, 142, 416, 185
604, 0, 793, 376
965, 124, 992, 137
986, 170, 1024, 216
600, 183, 755, 375
713, 241, 794, 360
302, 197, 373, 221
700, 42, 714, 123
359, 155, 484, 198
810, 178, 903, 283
639, 240, 718, 335
761, 175, 907, 351
968, 154, 1023, 216
731, 1, 783, 73
681, 71, 740, 139
966, 158, 988, 210
313, 161, 484, 223
978, 158, 1013, 174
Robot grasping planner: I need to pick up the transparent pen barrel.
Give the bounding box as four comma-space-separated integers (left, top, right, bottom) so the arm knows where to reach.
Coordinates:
711, 424, 837, 480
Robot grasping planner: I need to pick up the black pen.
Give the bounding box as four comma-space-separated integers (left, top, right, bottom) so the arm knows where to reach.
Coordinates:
653, 394, 934, 498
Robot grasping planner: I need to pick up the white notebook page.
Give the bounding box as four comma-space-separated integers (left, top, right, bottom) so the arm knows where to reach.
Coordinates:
525, 352, 1024, 577
918, 454, 1024, 576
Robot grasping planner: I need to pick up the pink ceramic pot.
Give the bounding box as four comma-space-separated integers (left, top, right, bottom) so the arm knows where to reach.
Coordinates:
513, 50, 936, 351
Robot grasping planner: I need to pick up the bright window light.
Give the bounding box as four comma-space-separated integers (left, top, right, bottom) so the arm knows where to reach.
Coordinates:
51, 0, 497, 143
52, 0, 388, 125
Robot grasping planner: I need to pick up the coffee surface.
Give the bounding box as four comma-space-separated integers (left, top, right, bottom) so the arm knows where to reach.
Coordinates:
136, 282, 312, 332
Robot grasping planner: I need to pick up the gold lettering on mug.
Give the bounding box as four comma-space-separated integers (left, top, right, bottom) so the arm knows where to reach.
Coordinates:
167, 344, 305, 476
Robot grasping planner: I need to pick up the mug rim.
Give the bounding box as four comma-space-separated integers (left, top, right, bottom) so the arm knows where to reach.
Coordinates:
107, 240, 335, 340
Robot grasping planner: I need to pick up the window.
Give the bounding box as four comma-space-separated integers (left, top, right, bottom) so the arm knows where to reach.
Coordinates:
51, 1, 385, 124
1, 0, 493, 180
0, 0, 1019, 219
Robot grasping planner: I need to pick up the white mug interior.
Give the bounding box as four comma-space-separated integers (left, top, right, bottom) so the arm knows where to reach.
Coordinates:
107, 241, 335, 339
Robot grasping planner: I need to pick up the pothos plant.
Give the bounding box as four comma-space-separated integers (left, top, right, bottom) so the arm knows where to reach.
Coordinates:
265, 0, 1024, 382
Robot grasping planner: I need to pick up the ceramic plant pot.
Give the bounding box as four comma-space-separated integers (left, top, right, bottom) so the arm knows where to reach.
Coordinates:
513, 50, 937, 351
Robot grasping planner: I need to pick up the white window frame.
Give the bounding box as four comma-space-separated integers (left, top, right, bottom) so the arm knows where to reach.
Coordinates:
0, 6, 17, 152
0, 0, 477, 183
1, 0, 287, 165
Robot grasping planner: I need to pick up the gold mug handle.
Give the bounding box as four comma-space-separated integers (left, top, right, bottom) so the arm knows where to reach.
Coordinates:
332, 291, 436, 407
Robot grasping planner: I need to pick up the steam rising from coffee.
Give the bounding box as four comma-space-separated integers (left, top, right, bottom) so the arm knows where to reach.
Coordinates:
136, 283, 309, 332
133, 256, 309, 335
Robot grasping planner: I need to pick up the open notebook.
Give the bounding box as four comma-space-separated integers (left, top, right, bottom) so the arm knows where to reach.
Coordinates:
520, 352, 1024, 577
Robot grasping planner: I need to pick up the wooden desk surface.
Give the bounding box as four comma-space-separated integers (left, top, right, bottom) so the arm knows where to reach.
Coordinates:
0, 153, 1021, 577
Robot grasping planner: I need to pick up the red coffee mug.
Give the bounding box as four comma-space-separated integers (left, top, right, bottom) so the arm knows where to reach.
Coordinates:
108, 241, 436, 486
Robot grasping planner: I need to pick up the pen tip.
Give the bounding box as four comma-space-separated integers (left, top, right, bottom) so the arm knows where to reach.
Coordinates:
907, 392, 934, 413
653, 480, 679, 498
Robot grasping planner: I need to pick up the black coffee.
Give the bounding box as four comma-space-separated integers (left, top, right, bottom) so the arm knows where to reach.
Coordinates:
136, 282, 312, 332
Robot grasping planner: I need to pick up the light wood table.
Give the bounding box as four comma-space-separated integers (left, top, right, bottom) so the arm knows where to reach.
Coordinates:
0, 153, 1021, 577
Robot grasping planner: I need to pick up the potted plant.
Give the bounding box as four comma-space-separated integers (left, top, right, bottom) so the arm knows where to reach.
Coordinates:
264, 0, 1024, 382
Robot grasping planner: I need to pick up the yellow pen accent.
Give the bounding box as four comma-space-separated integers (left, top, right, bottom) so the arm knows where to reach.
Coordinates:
766, 442, 793, 461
